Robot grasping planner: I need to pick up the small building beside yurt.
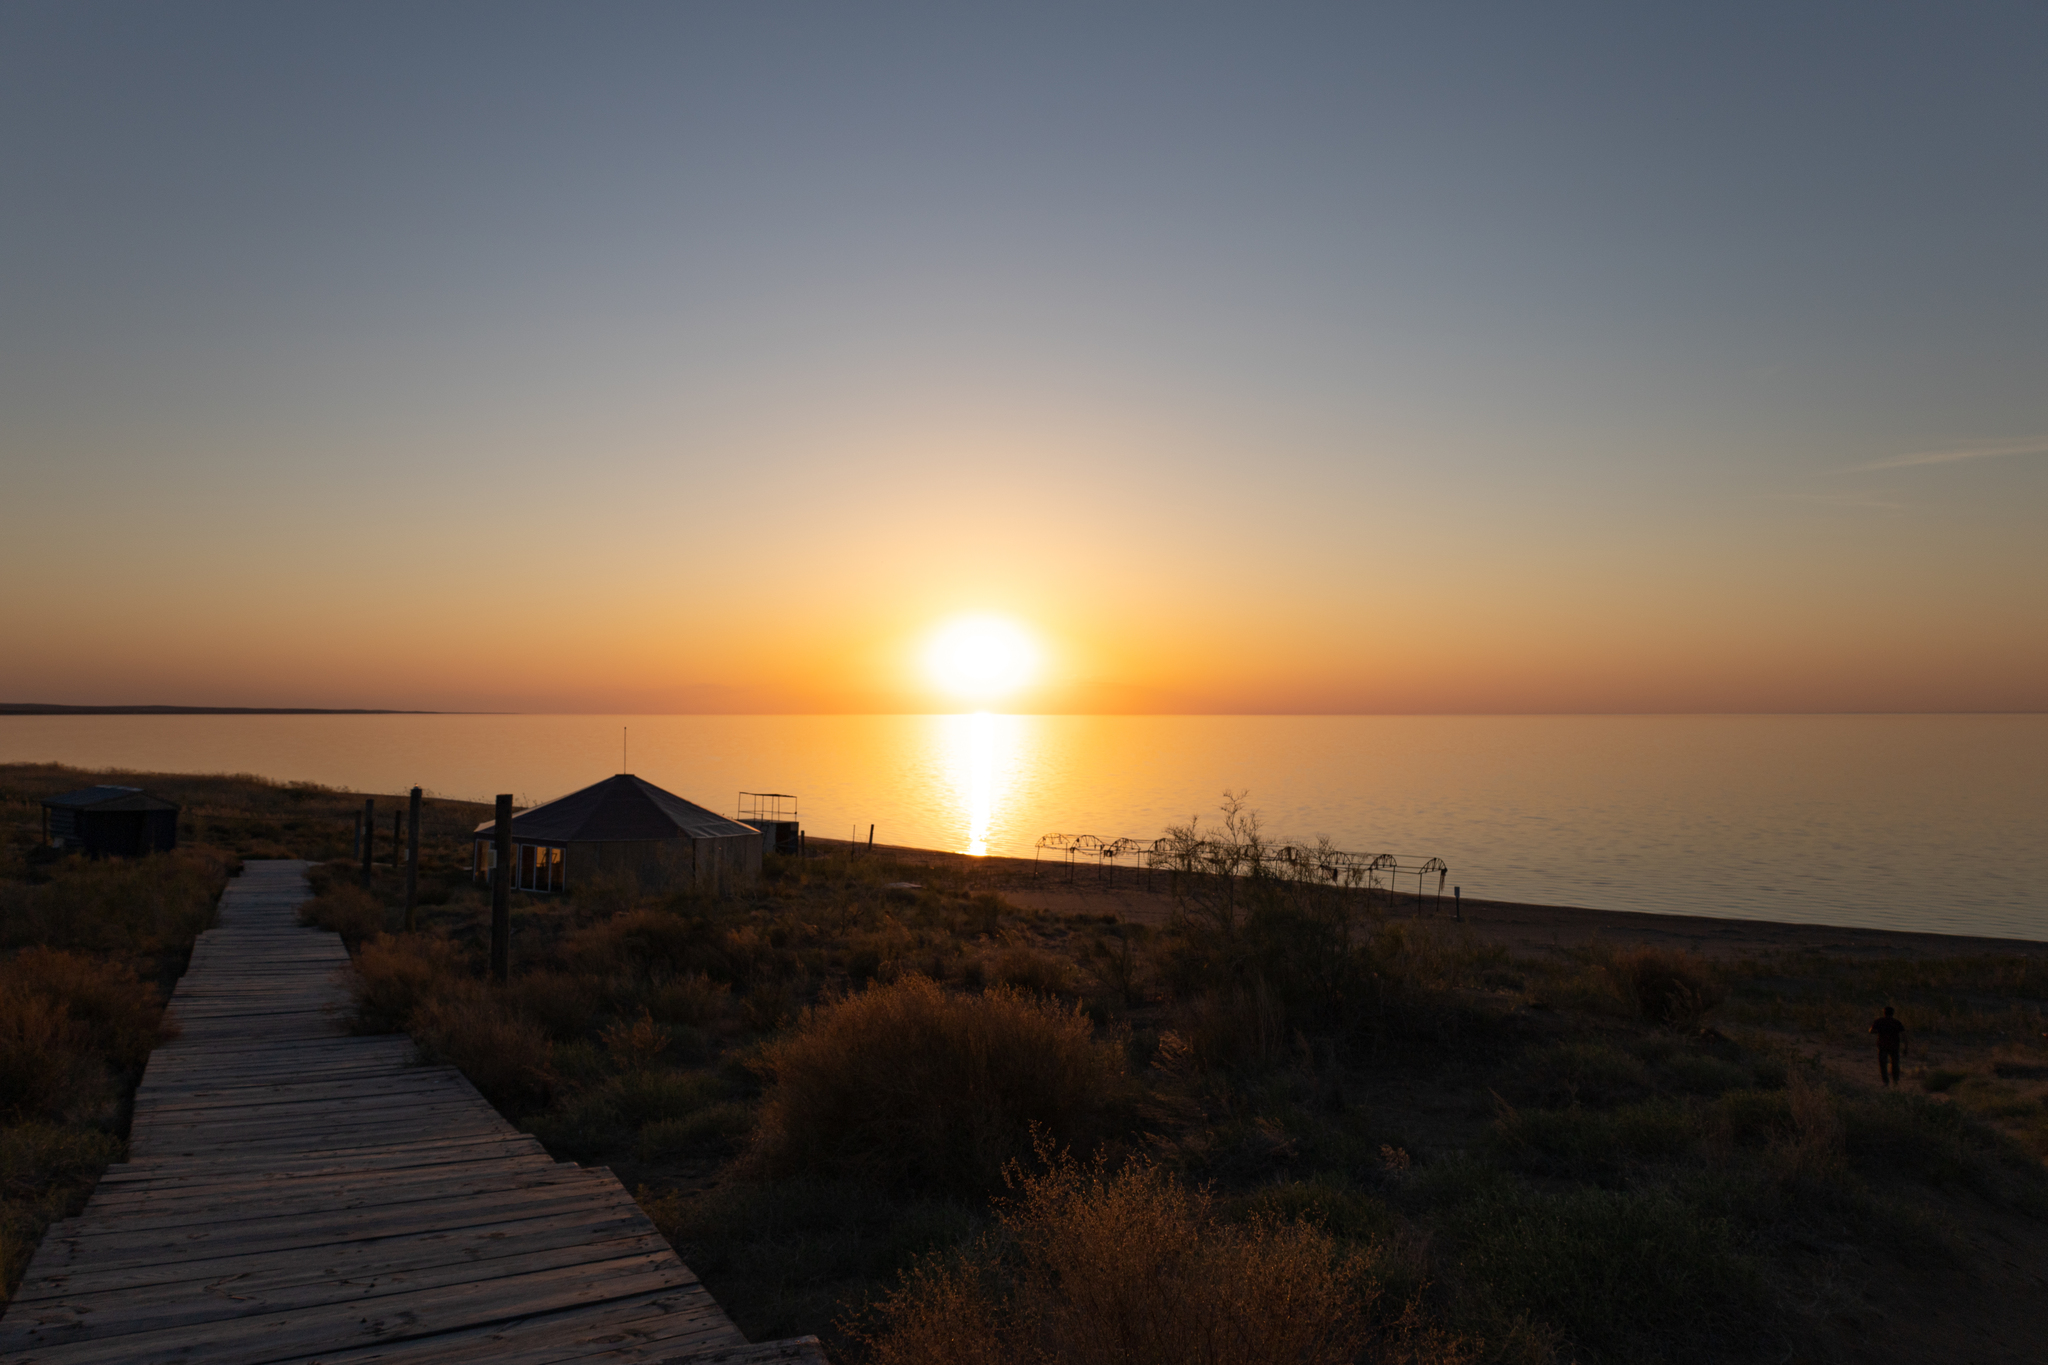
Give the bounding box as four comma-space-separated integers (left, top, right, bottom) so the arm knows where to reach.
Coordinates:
40, 786, 180, 858
471, 773, 763, 895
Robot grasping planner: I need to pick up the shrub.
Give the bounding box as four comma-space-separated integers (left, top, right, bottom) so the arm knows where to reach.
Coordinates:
1445, 1180, 1771, 1363
298, 884, 388, 948
636, 1102, 754, 1160
989, 946, 1071, 995
0, 994, 89, 1121
409, 984, 552, 1113
1523, 1041, 1648, 1101
348, 934, 467, 1033
851, 1151, 1455, 1365
747, 975, 1130, 1196
1921, 1067, 1968, 1093
0, 848, 227, 957
1610, 948, 1725, 1029
646, 973, 731, 1029
1663, 1051, 1750, 1096
609, 1068, 723, 1127
507, 970, 604, 1041
0, 1123, 124, 1297
572, 868, 642, 921
1773, 1069, 1843, 1180
0, 949, 165, 1072
601, 1009, 673, 1069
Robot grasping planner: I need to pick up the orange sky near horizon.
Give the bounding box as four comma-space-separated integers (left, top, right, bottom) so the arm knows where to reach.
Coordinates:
5, 7, 2046, 716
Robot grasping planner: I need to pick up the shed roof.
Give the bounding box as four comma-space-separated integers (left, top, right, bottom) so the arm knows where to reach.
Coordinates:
474, 774, 759, 843
42, 785, 179, 813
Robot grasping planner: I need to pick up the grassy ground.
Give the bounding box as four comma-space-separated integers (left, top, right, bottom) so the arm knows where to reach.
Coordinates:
4, 767, 2044, 1363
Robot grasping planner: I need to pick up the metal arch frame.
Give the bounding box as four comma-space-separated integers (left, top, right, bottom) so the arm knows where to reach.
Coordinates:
1036, 832, 1453, 913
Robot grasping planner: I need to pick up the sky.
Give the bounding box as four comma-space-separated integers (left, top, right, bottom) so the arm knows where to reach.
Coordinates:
4, 2, 2045, 714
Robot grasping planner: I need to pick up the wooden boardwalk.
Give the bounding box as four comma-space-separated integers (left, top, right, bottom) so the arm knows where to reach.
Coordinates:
0, 861, 820, 1365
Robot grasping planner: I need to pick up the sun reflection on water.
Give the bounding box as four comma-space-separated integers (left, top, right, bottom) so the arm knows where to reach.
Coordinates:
945, 711, 1022, 855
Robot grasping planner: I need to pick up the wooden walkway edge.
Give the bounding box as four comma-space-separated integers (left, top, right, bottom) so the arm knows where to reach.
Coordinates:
0, 860, 824, 1365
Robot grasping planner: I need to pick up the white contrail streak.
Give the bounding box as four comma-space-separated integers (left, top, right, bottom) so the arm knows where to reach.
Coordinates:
1849, 437, 2048, 473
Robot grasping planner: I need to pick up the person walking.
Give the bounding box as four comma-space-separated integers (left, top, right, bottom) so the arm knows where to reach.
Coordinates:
1869, 1005, 1906, 1086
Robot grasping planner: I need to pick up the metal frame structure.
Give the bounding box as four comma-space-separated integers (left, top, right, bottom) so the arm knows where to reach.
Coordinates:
1033, 833, 1450, 912
737, 792, 799, 824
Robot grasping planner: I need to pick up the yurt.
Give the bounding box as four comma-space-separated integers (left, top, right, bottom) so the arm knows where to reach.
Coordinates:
472, 774, 763, 894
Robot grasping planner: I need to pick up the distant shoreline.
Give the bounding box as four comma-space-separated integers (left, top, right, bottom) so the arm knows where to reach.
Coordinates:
0, 704, 449, 716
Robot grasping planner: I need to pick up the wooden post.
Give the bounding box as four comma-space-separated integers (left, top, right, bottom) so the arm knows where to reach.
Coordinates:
491, 794, 512, 983
868, 823, 874, 854
361, 798, 375, 889
1454, 886, 1461, 922
404, 787, 422, 932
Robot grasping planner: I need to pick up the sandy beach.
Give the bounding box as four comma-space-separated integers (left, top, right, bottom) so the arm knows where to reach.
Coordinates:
843, 840, 2048, 962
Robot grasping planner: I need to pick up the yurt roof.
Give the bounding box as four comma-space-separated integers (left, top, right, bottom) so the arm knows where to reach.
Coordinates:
474, 774, 758, 843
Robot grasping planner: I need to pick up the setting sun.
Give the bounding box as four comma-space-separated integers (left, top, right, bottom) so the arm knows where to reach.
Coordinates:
924, 616, 1041, 701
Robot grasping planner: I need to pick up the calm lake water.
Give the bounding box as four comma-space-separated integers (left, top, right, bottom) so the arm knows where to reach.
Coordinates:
3, 714, 2042, 941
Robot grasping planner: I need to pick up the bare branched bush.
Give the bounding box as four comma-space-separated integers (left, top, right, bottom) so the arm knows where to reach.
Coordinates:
746, 975, 1130, 1195
853, 1149, 1466, 1365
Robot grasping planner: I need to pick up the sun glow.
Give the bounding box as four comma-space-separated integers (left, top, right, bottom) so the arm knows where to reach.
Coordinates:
925, 616, 1041, 702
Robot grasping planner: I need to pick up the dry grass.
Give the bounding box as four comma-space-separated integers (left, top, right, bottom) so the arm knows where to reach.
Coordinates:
747, 975, 1130, 1196
348, 933, 469, 1034
408, 982, 553, 1113
0, 848, 229, 958
297, 883, 389, 948
851, 1148, 1466, 1365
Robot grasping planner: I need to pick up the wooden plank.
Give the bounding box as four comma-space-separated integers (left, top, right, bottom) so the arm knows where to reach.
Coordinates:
263, 1289, 741, 1365
16, 1231, 682, 1340
80, 1150, 566, 1213
12, 1207, 660, 1304
5, 1254, 706, 1365
656, 1341, 830, 1365
31, 1182, 636, 1270
57, 1164, 603, 1238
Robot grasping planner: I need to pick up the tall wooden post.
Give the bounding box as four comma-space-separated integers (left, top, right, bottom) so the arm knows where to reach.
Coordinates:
404, 787, 422, 932
491, 794, 512, 983
361, 798, 375, 889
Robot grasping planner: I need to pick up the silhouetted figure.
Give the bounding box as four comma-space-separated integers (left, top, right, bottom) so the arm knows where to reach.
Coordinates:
1870, 1006, 1906, 1086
